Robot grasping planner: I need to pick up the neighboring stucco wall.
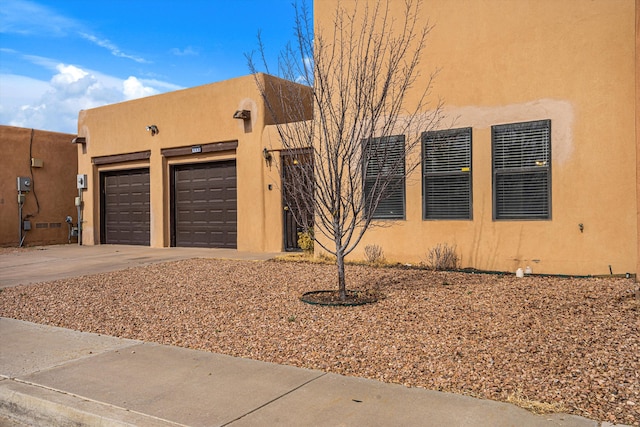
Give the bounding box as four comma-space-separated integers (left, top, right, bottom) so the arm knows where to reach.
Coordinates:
0, 126, 78, 247
637, 0, 640, 279
315, 0, 638, 275
77, 74, 310, 252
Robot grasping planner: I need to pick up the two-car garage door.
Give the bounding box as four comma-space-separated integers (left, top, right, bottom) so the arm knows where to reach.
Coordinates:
101, 161, 237, 248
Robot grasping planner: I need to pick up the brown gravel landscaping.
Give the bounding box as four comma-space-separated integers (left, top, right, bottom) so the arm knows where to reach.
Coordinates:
0, 258, 638, 425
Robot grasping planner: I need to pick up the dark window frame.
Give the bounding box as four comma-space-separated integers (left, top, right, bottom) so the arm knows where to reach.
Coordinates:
363, 135, 406, 220
422, 127, 473, 220
492, 119, 552, 220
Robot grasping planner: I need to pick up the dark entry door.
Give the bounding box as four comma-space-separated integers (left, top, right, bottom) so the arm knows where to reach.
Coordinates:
171, 161, 237, 248
283, 206, 300, 251
281, 150, 313, 251
101, 168, 150, 245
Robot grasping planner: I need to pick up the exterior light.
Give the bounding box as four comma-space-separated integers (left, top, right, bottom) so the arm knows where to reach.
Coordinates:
233, 110, 251, 120
263, 147, 273, 167
146, 125, 159, 136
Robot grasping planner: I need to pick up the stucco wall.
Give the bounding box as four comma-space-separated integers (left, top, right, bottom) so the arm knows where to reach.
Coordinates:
314, 0, 638, 275
637, 0, 640, 278
0, 126, 78, 247
77, 74, 311, 252
74, 1, 637, 276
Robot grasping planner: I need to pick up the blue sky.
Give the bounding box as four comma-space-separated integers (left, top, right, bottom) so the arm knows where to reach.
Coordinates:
0, 0, 305, 134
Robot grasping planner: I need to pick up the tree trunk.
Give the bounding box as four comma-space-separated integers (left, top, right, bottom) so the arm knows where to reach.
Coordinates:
336, 247, 347, 301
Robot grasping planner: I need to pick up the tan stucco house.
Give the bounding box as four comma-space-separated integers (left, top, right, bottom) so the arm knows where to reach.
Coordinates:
76, 0, 639, 277
76, 74, 311, 252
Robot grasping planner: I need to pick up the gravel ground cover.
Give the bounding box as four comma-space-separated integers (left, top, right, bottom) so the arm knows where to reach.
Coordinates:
0, 258, 638, 425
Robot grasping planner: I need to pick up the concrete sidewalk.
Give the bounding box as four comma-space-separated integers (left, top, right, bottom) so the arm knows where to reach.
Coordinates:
0, 244, 621, 426
0, 318, 601, 427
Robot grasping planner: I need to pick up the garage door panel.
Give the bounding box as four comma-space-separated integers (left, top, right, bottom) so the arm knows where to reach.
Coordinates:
101, 169, 150, 245
173, 161, 237, 248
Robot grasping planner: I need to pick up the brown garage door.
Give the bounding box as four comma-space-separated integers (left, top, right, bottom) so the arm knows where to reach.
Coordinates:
172, 161, 237, 248
101, 169, 150, 245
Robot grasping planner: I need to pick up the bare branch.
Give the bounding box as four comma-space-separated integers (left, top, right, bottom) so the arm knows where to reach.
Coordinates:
248, 0, 444, 299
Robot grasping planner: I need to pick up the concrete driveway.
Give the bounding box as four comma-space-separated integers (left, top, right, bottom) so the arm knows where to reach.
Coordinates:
0, 244, 284, 288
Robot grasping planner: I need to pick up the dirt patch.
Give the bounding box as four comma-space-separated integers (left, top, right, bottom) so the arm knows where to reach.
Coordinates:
0, 259, 638, 425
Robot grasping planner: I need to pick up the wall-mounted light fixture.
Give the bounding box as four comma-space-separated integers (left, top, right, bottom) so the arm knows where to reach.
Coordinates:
263, 147, 273, 167
146, 125, 159, 136
233, 110, 251, 120
71, 137, 86, 145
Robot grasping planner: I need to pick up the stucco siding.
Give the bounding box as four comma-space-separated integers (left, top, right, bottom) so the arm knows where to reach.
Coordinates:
77, 74, 311, 252
74, 1, 637, 276
315, 0, 637, 275
0, 126, 77, 247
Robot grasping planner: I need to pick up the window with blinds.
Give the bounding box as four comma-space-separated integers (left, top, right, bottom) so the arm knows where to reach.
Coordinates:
423, 127, 472, 220
492, 120, 551, 220
364, 135, 406, 219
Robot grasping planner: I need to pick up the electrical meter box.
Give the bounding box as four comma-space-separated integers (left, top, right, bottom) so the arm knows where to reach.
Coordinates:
77, 174, 88, 189
17, 177, 31, 192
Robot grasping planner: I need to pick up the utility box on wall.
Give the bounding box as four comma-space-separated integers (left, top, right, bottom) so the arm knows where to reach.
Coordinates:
77, 174, 87, 189
17, 176, 31, 192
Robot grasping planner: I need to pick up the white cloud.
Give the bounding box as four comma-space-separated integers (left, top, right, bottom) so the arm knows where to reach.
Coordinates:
0, 74, 49, 105
123, 76, 159, 100
0, 0, 78, 36
79, 33, 149, 64
51, 64, 90, 91
0, 63, 179, 134
170, 46, 198, 56
135, 78, 183, 92
20, 53, 60, 70
1, 1, 149, 65
0, 2, 176, 133
295, 56, 314, 85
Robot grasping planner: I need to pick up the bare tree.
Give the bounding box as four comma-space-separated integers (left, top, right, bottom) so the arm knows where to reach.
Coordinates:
248, 0, 443, 301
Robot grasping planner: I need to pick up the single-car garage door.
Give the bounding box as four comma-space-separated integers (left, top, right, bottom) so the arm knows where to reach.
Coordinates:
101, 168, 150, 245
172, 161, 237, 248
